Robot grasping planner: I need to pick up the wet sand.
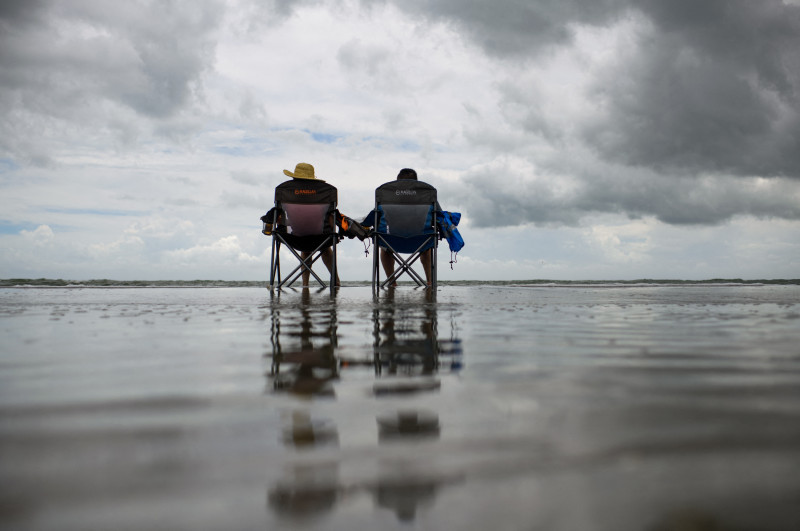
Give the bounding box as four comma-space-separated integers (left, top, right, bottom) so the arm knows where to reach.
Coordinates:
1, 284, 800, 530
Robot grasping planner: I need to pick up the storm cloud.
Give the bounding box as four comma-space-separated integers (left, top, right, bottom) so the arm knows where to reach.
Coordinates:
590, 0, 800, 178
368, 0, 800, 226
452, 164, 800, 227
0, 0, 222, 163
382, 0, 800, 175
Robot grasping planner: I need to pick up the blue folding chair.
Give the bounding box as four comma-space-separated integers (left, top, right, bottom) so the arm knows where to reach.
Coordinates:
370, 180, 438, 290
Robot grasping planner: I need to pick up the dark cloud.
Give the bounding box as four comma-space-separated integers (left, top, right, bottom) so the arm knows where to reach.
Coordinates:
0, 0, 47, 26
378, 0, 800, 180
381, 0, 800, 225
588, 0, 800, 178
373, 0, 629, 57
0, 0, 222, 162
448, 166, 800, 228
231, 0, 321, 33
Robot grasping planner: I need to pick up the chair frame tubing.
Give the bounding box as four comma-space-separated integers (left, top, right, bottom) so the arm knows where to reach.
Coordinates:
371, 204, 438, 292
269, 206, 337, 293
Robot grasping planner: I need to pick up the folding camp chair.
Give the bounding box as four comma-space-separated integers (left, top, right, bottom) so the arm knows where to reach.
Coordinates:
266, 179, 338, 292
371, 180, 438, 290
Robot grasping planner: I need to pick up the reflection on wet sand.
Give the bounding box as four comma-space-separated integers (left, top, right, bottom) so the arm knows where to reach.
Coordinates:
281, 410, 339, 448
267, 459, 463, 523
373, 288, 439, 377
373, 288, 462, 395
268, 462, 339, 519
377, 409, 441, 441
373, 472, 443, 523
268, 290, 339, 398
3, 285, 799, 529
266, 287, 463, 523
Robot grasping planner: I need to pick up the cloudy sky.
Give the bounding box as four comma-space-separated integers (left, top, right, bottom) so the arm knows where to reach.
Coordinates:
1, 0, 799, 281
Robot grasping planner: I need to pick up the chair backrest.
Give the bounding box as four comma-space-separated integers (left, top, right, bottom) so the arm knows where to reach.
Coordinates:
375, 180, 437, 237
282, 203, 330, 236
275, 179, 337, 236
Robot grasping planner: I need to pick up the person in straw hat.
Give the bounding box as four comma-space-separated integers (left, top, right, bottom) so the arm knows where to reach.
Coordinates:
284, 162, 318, 182
275, 162, 341, 287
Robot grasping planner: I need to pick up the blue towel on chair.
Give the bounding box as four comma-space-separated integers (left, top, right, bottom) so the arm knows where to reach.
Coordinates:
436, 211, 464, 253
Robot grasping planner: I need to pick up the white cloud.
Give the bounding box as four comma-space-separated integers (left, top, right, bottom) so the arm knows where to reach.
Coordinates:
164, 235, 262, 267
584, 220, 653, 264
21, 225, 55, 246
88, 235, 146, 260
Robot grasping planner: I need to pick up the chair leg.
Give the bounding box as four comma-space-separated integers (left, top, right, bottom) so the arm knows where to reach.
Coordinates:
372, 233, 379, 293
384, 252, 426, 288
330, 236, 337, 293
431, 242, 437, 291
269, 238, 280, 291
376, 234, 433, 289
279, 236, 337, 290
284, 251, 327, 288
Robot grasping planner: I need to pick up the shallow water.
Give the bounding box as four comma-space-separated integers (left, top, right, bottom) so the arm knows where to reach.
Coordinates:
1, 285, 799, 530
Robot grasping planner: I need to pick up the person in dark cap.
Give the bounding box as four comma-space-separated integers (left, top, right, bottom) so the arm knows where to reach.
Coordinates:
379, 168, 439, 286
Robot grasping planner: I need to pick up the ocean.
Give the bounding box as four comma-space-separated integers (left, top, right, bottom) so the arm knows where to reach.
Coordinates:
1, 281, 799, 530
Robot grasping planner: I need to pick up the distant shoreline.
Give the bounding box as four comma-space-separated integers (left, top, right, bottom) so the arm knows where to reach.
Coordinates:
2, 278, 798, 288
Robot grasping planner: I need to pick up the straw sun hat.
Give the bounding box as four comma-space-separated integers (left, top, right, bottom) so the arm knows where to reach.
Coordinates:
283, 162, 323, 181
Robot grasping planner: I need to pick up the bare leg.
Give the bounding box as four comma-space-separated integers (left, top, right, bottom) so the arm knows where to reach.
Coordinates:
420, 249, 432, 286
382, 248, 431, 287
300, 251, 311, 287
320, 248, 341, 287
380, 248, 396, 286
300, 249, 340, 287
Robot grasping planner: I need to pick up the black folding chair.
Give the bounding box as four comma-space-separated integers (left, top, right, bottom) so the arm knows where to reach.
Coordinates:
370, 180, 438, 290
266, 179, 338, 292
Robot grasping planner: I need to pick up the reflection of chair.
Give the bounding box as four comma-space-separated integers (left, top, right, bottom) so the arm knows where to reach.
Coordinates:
370, 289, 463, 384
269, 290, 339, 397
371, 180, 438, 290
266, 179, 338, 292
373, 290, 439, 379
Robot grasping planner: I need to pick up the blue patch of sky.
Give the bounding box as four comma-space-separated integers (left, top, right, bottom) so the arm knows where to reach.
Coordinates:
0, 159, 20, 173
0, 220, 39, 234
398, 140, 421, 152
305, 130, 344, 144
212, 130, 283, 156
0, 221, 74, 234
44, 208, 147, 217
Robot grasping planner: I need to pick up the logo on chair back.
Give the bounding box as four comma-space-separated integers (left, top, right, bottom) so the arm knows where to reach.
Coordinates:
294, 189, 316, 195
396, 190, 417, 196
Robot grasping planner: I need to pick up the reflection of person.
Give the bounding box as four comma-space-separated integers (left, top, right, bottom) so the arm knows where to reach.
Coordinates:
275, 349, 337, 396
269, 290, 339, 396
373, 287, 439, 379
274, 162, 340, 287
379, 168, 440, 287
